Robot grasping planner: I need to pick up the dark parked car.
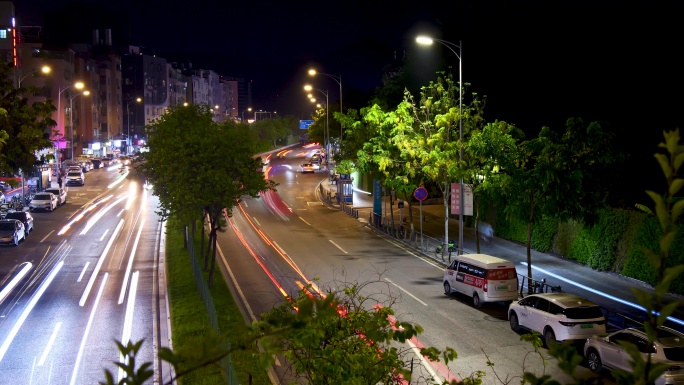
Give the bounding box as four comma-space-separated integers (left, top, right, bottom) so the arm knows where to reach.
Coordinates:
4, 211, 34, 235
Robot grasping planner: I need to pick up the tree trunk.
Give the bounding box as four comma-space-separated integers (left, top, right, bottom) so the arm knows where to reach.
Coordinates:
208, 227, 217, 288
200, 216, 205, 263
183, 224, 188, 250
474, 196, 481, 254
389, 190, 395, 235
443, 180, 450, 261
204, 232, 212, 271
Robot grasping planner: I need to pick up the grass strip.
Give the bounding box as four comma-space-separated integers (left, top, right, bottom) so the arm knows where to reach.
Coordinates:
165, 220, 272, 385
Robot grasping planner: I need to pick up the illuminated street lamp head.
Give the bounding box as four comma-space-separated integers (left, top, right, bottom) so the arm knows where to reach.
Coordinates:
310, 98, 316, 103
136, 97, 142, 103
183, 102, 188, 106
307, 93, 313, 99
308, 69, 316, 76
41, 65, 51, 74
74, 82, 85, 90
248, 107, 252, 112
304, 84, 313, 91
415, 36, 435, 45
83, 90, 90, 96
214, 105, 219, 109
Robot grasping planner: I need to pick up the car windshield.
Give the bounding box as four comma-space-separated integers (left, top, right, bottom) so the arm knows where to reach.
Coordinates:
4, 213, 24, 220
68, 172, 81, 176
34, 194, 52, 200
562, 306, 604, 319
0, 222, 15, 231
663, 347, 684, 361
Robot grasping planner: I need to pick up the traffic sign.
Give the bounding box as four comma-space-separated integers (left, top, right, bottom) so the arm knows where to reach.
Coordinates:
299, 119, 314, 129
414, 187, 428, 201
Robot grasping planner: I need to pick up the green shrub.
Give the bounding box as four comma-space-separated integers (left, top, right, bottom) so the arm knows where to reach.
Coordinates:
552, 219, 579, 257
621, 216, 660, 286
531, 216, 557, 252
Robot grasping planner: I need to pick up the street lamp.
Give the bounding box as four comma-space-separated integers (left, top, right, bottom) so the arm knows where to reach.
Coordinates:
304, 85, 329, 168
242, 107, 252, 122
56, 82, 85, 170
18, 65, 51, 88
126, 97, 142, 155
416, 35, 464, 256
308, 69, 343, 153
68, 90, 90, 161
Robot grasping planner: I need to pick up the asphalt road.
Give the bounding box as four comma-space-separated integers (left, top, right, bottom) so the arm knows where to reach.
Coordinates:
214, 144, 614, 385
0, 164, 164, 385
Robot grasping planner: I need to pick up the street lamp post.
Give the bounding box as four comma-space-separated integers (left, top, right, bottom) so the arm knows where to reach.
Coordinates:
126, 97, 142, 155
242, 107, 252, 122
57, 82, 85, 170
416, 36, 464, 256
308, 69, 342, 154
68, 90, 90, 161
17, 65, 51, 88
304, 85, 329, 168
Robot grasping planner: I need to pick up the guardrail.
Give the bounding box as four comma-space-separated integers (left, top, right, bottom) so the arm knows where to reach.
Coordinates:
516, 274, 562, 297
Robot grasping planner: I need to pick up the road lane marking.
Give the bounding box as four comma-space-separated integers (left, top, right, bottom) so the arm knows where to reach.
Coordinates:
41, 230, 55, 243
80, 219, 123, 307
38, 322, 61, 366
384, 278, 428, 306
299, 217, 311, 226
70, 273, 108, 385
272, 241, 287, 256
77, 262, 90, 282
329, 240, 348, 254
252, 217, 261, 227
119, 220, 145, 304
99, 228, 109, 241
0, 261, 64, 362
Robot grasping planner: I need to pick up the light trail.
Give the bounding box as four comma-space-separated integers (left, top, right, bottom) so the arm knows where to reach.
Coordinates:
119, 220, 145, 304
0, 262, 32, 305
77, 262, 90, 282
523, 262, 684, 327
0, 261, 64, 362
79, 219, 124, 306
80, 194, 128, 235
38, 322, 62, 366
70, 273, 108, 385
118, 271, 139, 382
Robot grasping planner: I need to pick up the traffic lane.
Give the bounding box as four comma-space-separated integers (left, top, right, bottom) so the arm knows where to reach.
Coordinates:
0, 182, 157, 384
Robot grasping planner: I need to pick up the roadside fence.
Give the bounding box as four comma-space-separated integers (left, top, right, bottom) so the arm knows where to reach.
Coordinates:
185, 226, 239, 385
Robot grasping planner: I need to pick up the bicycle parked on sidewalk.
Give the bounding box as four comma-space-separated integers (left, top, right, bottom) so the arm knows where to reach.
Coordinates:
435, 240, 457, 260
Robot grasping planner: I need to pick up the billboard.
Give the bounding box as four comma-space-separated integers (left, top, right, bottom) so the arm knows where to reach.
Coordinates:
299, 120, 314, 129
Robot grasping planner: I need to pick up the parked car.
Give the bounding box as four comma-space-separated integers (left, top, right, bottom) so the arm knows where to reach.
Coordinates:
29, 192, 59, 212
508, 292, 606, 347
66, 170, 85, 186
91, 158, 102, 169
44, 187, 67, 205
0, 219, 25, 246
4, 211, 34, 235
0, 191, 4, 204
584, 327, 684, 384
300, 163, 315, 173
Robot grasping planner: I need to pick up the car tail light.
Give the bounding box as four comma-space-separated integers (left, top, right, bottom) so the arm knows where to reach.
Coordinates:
559, 321, 578, 327
483, 282, 488, 292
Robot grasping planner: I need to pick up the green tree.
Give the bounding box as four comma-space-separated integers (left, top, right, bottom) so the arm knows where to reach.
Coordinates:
0, 61, 56, 175
252, 116, 297, 149
142, 104, 276, 286
465, 120, 524, 252
502, 118, 622, 286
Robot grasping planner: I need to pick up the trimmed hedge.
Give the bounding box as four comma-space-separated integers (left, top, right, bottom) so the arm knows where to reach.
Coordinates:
488, 206, 684, 294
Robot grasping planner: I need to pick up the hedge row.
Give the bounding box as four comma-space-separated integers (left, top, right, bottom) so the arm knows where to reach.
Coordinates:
490, 207, 684, 294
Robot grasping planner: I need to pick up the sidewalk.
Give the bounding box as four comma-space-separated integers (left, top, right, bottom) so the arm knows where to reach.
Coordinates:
318, 177, 684, 331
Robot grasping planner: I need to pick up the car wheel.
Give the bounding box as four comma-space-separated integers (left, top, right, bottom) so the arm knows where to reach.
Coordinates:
473, 292, 482, 308
509, 312, 520, 332
443, 282, 451, 295
543, 328, 557, 348
586, 348, 602, 373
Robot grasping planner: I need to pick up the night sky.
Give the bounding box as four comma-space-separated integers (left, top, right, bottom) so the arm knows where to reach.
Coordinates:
16, 0, 684, 200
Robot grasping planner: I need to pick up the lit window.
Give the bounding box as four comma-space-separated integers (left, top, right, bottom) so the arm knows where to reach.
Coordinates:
0, 30, 6, 38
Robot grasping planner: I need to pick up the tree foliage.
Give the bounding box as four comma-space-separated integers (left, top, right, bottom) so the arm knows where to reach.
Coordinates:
0, 60, 56, 174
142, 104, 276, 286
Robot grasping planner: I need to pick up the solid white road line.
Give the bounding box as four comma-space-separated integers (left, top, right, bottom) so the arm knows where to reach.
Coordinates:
77, 262, 90, 283
329, 240, 348, 254
38, 322, 62, 366
384, 278, 428, 306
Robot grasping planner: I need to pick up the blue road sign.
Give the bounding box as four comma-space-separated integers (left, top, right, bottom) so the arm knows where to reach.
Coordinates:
414, 187, 428, 201
300, 120, 315, 129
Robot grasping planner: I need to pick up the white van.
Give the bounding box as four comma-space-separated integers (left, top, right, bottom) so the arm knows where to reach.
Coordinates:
443, 253, 519, 308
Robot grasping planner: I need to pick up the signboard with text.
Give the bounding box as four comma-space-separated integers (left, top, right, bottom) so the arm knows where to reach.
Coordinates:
299, 120, 315, 129
450, 183, 473, 216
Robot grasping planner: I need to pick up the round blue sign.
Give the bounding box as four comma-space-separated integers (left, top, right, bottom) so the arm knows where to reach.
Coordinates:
414, 187, 428, 201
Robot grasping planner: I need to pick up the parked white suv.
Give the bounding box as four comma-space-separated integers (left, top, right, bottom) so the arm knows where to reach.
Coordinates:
508, 293, 606, 347
44, 187, 67, 206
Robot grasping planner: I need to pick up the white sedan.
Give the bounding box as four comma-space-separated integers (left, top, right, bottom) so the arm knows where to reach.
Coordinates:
29, 192, 59, 212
